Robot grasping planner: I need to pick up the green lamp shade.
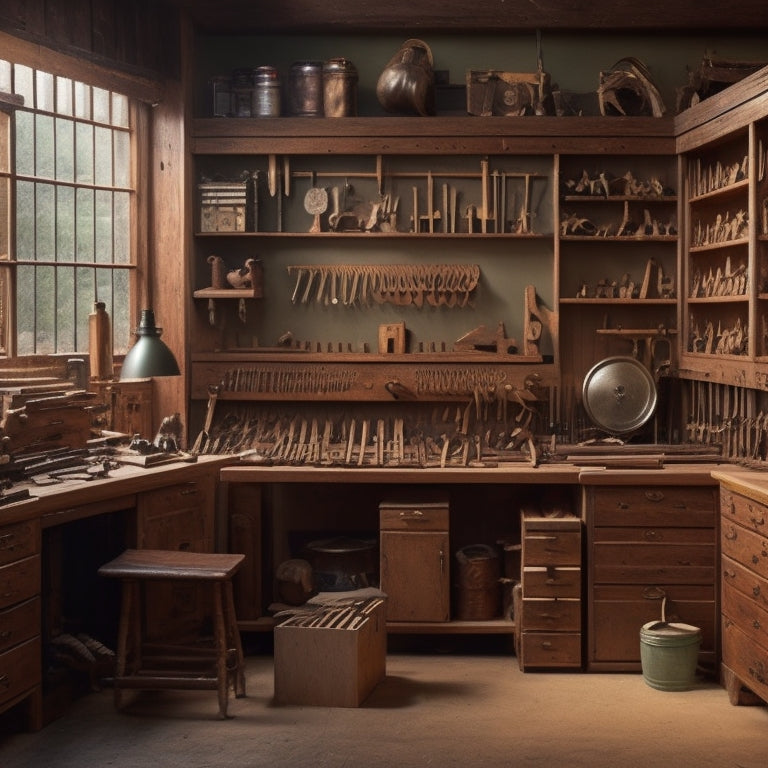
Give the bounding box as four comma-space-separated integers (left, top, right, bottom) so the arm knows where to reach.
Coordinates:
120, 309, 180, 380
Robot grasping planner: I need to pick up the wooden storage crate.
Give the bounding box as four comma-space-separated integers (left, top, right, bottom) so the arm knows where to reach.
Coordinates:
466, 70, 551, 116
273, 598, 386, 707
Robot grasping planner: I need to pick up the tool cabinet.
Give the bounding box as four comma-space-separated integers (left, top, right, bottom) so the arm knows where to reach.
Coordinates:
718, 477, 768, 704
584, 481, 718, 672
517, 511, 582, 669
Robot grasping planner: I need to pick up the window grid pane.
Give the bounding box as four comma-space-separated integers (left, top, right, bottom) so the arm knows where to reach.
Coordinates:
10, 64, 135, 356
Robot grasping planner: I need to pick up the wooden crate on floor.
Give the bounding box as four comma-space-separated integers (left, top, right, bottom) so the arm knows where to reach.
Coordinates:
273, 598, 386, 707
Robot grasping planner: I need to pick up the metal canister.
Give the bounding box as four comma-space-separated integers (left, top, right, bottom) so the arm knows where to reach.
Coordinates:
287, 61, 324, 117
252, 65, 281, 117
323, 58, 358, 117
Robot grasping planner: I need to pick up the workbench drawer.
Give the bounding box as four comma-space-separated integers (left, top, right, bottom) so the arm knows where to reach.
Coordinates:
720, 488, 768, 534
379, 501, 449, 531
518, 631, 581, 668
0, 555, 41, 611
0, 636, 41, 708
722, 521, 768, 582
0, 519, 39, 567
722, 578, 768, 650
722, 555, 768, 608
522, 566, 580, 598
0, 597, 39, 654
590, 486, 716, 527
520, 597, 581, 631
591, 542, 715, 584
590, 584, 715, 662
522, 527, 581, 566
722, 617, 768, 704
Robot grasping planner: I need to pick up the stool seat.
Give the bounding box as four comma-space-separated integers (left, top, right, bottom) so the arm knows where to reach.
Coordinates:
99, 549, 246, 719
99, 549, 245, 581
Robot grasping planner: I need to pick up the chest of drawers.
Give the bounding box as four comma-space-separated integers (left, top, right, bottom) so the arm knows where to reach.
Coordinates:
0, 511, 42, 730
517, 512, 582, 670
719, 481, 768, 704
585, 483, 718, 672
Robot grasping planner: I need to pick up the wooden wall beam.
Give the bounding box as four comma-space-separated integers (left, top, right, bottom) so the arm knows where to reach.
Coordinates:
166, 0, 768, 34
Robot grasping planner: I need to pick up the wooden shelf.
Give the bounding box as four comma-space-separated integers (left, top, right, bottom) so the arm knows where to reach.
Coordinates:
193, 287, 261, 299
237, 616, 515, 634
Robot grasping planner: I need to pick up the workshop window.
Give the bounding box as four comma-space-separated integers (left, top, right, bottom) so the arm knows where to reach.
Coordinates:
0, 59, 135, 357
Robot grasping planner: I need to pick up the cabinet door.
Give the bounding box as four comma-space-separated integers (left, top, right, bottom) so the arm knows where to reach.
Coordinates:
380, 530, 449, 622
136, 476, 215, 552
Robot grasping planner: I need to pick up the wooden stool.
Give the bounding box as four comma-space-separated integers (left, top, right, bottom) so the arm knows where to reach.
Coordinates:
98, 549, 246, 718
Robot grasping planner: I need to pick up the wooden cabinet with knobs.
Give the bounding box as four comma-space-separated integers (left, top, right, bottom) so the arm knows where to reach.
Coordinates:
583, 476, 718, 672
715, 471, 768, 705
379, 499, 450, 623
0, 505, 42, 731
517, 510, 582, 670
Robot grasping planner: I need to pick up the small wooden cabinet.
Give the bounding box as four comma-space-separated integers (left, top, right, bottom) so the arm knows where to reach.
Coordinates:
585, 481, 718, 672
379, 499, 450, 623
0, 510, 42, 730
718, 478, 768, 704
517, 512, 582, 669
134, 474, 217, 642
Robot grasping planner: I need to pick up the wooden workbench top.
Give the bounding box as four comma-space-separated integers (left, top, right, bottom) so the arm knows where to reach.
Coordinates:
220, 460, 726, 486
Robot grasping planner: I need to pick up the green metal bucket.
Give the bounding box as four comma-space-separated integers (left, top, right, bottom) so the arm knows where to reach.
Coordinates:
640, 619, 701, 691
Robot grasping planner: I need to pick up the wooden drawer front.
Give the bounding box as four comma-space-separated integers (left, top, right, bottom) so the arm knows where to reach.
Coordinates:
523, 566, 580, 598
722, 521, 768, 581
0, 519, 39, 567
593, 526, 713, 544
0, 597, 39, 654
379, 504, 448, 531
722, 578, 768, 651
722, 555, 768, 610
0, 556, 41, 611
592, 542, 714, 584
0, 636, 41, 707
520, 632, 581, 668
590, 486, 716, 527
523, 531, 580, 566
720, 488, 768, 534
591, 584, 715, 662
138, 478, 215, 552
521, 598, 581, 631
722, 618, 768, 703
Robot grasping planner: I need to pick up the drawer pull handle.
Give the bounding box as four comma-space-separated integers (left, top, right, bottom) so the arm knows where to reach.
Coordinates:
540, 642, 553, 650
643, 530, 661, 541
617, 502, 629, 510
0, 675, 8, 691
753, 584, 762, 598
642, 586, 666, 600
723, 569, 736, 581
439, 549, 444, 575
0, 532, 15, 549
749, 664, 766, 685
398, 510, 426, 521
644, 491, 665, 503
754, 619, 762, 630
0, 630, 10, 641
180, 488, 199, 496
749, 506, 765, 527
725, 526, 738, 541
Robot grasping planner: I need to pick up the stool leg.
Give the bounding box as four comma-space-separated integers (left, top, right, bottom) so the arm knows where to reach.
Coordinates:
212, 582, 229, 718
223, 579, 246, 698
114, 579, 136, 710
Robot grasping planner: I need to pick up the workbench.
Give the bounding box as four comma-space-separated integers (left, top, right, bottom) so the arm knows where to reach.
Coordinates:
0, 455, 231, 731
220, 460, 722, 672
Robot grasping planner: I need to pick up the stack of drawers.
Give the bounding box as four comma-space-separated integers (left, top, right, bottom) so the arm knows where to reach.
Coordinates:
720, 482, 768, 704
0, 511, 42, 730
517, 512, 582, 670
585, 484, 718, 672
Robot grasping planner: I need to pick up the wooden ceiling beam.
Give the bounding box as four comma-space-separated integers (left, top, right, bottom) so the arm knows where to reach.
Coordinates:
166, 0, 768, 34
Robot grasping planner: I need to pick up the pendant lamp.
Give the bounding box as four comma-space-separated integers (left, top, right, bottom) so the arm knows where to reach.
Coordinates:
120, 309, 180, 380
